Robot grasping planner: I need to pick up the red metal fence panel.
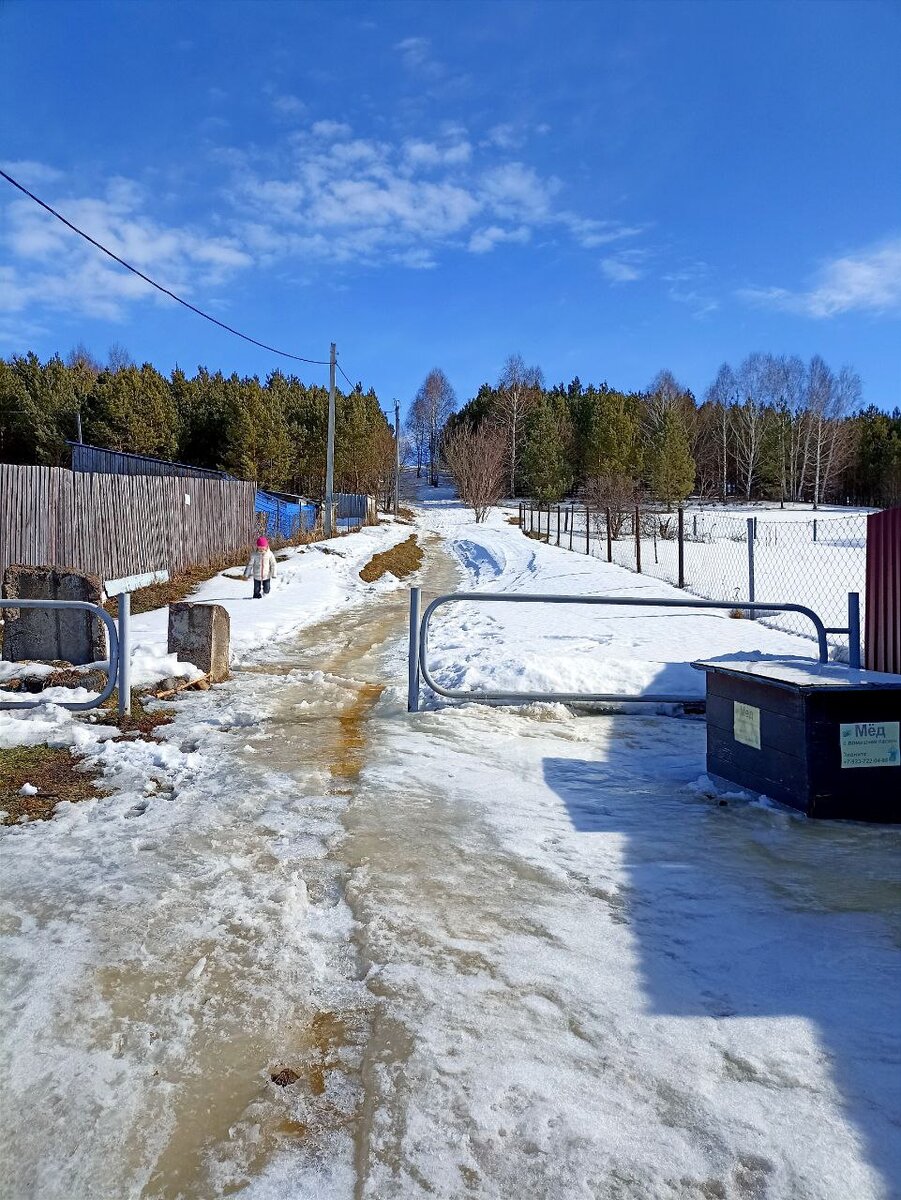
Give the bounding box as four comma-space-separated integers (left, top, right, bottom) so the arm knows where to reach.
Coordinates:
865, 507, 901, 673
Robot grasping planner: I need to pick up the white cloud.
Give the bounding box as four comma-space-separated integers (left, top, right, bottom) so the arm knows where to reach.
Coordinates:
0, 172, 253, 323
272, 94, 306, 118
601, 250, 646, 283
395, 36, 442, 77
740, 237, 901, 318
0, 126, 648, 329
311, 119, 352, 139
664, 263, 719, 317
483, 124, 521, 150
228, 124, 645, 273
1, 160, 64, 186
467, 225, 531, 254
480, 162, 559, 222
403, 139, 472, 167
562, 214, 643, 249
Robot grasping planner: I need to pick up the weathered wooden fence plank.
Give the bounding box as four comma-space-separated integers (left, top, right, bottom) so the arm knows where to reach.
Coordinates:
0, 466, 255, 583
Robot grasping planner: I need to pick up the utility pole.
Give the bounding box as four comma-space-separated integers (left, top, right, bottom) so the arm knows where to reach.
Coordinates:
76, 408, 83, 444
324, 342, 336, 537
394, 399, 400, 517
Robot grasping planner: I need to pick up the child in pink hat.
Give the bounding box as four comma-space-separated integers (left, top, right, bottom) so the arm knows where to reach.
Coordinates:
244, 536, 277, 599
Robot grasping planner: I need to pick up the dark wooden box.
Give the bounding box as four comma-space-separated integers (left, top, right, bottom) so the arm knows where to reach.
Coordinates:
692, 658, 901, 822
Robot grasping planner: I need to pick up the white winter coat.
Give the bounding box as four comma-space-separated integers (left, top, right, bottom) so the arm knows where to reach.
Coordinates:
244, 549, 278, 581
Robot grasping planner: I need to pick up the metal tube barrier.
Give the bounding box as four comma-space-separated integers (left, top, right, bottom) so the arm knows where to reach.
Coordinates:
117, 592, 131, 718
408, 591, 831, 711
407, 586, 421, 712
0, 599, 121, 712
847, 592, 861, 671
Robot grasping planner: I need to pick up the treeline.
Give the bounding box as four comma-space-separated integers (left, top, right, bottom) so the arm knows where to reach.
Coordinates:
0, 347, 395, 498
448, 353, 901, 509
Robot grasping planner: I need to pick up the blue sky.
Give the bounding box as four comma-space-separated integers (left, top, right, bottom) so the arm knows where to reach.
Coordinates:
1, 0, 899, 413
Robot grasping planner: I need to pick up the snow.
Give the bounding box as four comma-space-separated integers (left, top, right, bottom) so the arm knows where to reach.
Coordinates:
542, 503, 868, 652
693, 656, 901, 689
0, 520, 412, 741
126, 522, 414, 670
1, 492, 899, 1200
417, 496, 825, 708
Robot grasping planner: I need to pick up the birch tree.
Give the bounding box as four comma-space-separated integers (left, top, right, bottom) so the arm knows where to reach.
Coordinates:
405, 395, 429, 479
704, 363, 737, 501
414, 368, 457, 486
494, 353, 544, 497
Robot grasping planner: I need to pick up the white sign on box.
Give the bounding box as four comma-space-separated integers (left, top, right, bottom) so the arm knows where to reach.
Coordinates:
839, 721, 900, 769
733, 701, 761, 750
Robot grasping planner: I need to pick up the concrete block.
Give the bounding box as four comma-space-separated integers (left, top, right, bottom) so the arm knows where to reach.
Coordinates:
167, 603, 230, 683
2, 565, 106, 666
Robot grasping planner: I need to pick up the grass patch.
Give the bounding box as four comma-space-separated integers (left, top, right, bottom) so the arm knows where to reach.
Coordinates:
0, 744, 101, 825
359, 535, 423, 583
506, 515, 521, 525
524, 530, 549, 543
101, 690, 174, 738
397, 504, 416, 523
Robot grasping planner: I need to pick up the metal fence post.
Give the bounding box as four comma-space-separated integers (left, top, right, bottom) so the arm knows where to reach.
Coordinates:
634, 507, 642, 573
407, 587, 421, 712
569, 507, 574, 551
747, 517, 756, 618
585, 506, 590, 555
555, 506, 560, 546
848, 591, 861, 670
606, 507, 612, 562
677, 507, 685, 589
117, 592, 131, 720
693, 514, 697, 539
813, 518, 818, 543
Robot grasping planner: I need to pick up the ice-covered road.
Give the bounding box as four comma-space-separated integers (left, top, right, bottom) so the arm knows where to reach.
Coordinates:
1, 495, 899, 1200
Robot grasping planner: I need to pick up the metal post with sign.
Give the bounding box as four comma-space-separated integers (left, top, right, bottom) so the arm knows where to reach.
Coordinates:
105, 569, 170, 719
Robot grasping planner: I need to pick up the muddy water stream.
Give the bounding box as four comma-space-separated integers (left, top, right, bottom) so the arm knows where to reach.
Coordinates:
145, 534, 463, 1197
1, 536, 458, 1200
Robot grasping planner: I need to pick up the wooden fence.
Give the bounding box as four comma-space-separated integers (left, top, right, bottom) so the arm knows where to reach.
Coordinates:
69, 441, 232, 480
335, 492, 377, 524
0, 464, 256, 583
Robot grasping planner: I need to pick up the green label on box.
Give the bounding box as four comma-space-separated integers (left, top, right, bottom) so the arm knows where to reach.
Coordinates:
839, 721, 900, 769
734, 701, 761, 749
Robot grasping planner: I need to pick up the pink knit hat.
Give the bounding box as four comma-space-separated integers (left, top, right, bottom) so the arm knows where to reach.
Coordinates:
257, 536, 268, 548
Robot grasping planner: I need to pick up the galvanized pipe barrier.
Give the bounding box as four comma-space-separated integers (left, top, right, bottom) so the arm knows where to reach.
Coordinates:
0, 599, 122, 712
408, 591, 831, 712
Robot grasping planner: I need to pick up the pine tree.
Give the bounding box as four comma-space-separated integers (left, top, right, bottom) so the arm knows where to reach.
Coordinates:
650, 411, 696, 508
522, 395, 571, 502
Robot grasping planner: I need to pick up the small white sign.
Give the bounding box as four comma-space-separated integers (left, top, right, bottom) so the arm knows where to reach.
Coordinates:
105, 569, 170, 596
734, 701, 761, 749
184, 493, 191, 506
839, 721, 900, 769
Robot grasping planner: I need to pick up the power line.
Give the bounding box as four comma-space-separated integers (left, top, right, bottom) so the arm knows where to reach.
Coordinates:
0, 167, 331, 367
336, 361, 356, 390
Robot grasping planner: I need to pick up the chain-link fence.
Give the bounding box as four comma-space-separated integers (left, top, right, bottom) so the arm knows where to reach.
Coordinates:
520, 502, 866, 659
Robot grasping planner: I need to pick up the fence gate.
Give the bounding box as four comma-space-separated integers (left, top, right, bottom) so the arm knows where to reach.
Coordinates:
866, 507, 901, 673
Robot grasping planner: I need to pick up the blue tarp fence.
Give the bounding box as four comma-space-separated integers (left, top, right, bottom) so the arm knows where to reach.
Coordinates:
255, 491, 318, 539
